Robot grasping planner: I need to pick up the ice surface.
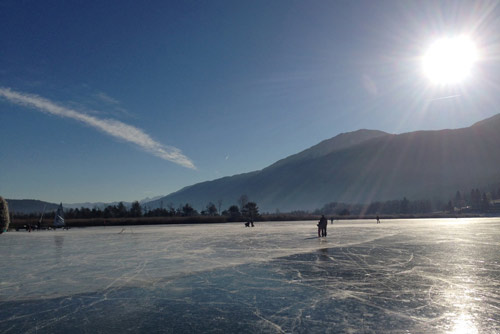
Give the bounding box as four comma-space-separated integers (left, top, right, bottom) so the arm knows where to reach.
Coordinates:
1, 219, 500, 333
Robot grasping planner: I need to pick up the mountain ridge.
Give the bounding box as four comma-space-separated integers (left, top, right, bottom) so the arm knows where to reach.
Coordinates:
149, 113, 500, 212
6, 197, 164, 214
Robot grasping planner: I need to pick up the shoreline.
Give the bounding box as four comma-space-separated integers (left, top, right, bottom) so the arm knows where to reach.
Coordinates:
7, 212, 496, 230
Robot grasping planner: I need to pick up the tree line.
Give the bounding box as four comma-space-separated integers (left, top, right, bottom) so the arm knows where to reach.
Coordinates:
313, 197, 433, 216
314, 185, 500, 216
12, 195, 261, 221
444, 187, 500, 213
10, 184, 500, 221
65, 201, 260, 220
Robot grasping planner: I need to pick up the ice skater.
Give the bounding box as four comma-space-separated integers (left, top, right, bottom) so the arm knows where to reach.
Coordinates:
376, 215, 380, 224
317, 215, 327, 237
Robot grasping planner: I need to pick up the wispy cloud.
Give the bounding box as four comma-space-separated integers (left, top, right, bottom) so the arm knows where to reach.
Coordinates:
95, 91, 120, 105
92, 91, 135, 118
0, 87, 196, 169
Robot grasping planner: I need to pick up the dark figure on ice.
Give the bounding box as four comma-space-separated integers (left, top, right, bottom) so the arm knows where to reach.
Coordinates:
330, 217, 334, 225
318, 215, 328, 237
376, 215, 380, 224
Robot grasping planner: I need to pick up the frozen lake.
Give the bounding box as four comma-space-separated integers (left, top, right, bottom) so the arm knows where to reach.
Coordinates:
1, 218, 500, 333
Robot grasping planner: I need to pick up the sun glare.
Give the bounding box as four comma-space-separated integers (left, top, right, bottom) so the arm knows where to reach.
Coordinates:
422, 36, 478, 85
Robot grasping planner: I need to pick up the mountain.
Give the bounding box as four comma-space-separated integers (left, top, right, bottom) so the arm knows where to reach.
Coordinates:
63, 201, 129, 210
268, 129, 388, 169
139, 195, 165, 204
7, 197, 163, 214
6, 199, 60, 215
149, 114, 500, 212
64, 196, 165, 210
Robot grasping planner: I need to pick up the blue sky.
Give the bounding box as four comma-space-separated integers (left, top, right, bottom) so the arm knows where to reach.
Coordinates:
1, 0, 500, 204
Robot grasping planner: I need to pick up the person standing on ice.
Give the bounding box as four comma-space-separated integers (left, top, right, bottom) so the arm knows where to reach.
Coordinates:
318, 215, 328, 237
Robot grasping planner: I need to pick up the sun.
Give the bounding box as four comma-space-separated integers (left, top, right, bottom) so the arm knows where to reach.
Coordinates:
422, 36, 478, 85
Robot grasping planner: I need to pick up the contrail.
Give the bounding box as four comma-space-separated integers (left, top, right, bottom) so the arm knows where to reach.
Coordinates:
0, 87, 196, 169
429, 94, 461, 102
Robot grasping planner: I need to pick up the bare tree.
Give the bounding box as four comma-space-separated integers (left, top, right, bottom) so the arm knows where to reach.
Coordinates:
217, 199, 223, 215
238, 194, 248, 211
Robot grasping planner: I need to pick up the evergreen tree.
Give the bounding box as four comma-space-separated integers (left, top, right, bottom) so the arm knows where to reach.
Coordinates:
129, 201, 142, 217
227, 205, 240, 218
242, 202, 259, 220
181, 203, 197, 216
481, 192, 490, 212
116, 202, 128, 217
103, 205, 114, 218
205, 202, 218, 216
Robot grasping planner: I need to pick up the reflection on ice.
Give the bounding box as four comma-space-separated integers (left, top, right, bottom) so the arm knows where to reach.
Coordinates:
451, 313, 478, 334
1, 218, 500, 333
